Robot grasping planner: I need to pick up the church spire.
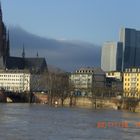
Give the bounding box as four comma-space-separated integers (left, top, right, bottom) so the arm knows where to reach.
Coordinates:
6, 30, 10, 57
0, 1, 2, 21
36, 51, 39, 58
22, 44, 25, 58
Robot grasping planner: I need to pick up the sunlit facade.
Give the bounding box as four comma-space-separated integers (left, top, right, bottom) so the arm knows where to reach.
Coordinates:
70, 67, 105, 96
123, 68, 140, 98
106, 71, 122, 81
0, 70, 31, 92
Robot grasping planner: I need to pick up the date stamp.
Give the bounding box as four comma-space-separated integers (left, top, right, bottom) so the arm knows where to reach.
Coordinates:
97, 121, 140, 128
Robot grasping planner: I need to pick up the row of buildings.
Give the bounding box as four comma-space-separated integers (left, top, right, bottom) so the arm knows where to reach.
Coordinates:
100, 27, 140, 99
70, 67, 140, 99
69, 67, 123, 97
1, 2, 140, 100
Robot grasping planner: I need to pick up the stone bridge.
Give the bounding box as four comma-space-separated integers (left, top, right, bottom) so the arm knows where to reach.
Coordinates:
0, 89, 32, 103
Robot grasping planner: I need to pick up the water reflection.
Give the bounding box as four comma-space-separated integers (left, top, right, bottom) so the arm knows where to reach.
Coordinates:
0, 104, 140, 140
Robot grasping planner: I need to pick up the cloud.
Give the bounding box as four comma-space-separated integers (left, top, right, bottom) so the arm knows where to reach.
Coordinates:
9, 26, 101, 71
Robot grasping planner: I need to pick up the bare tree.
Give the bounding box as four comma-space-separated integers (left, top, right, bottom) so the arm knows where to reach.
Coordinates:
46, 72, 70, 106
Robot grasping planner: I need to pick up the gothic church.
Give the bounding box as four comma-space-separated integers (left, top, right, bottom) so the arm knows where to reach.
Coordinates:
0, 3, 48, 74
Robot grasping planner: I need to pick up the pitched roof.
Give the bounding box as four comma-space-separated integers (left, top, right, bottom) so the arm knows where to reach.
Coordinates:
5, 56, 47, 74
24, 57, 47, 73
6, 57, 24, 69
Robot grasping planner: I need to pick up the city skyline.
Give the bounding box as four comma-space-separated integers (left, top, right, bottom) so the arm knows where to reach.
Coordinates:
2, 0, 140, 45
2, 0, 140, 71
0, 1, 140, 140
101, 27, 140, 72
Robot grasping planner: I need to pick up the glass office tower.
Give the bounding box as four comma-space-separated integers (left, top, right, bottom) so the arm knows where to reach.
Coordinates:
120, 28, 140, 70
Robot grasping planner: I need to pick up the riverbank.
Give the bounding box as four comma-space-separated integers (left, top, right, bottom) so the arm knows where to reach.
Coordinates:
1, 90, 140, 113
47, 96, 140, 113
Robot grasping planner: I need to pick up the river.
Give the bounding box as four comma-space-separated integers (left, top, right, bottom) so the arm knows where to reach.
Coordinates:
0, 104, 140, 140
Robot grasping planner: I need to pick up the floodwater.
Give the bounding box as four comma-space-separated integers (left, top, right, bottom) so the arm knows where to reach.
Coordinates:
0, 104, 140, 140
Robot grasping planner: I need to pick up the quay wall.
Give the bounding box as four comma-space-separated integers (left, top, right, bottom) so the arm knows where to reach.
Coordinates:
56, 97, 118, 109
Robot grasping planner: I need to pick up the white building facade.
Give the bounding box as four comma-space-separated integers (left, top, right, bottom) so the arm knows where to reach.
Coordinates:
106, 71, 122, 81
70, 72, 93, 89
70, 67, 105, 96
0, 70, 31, 92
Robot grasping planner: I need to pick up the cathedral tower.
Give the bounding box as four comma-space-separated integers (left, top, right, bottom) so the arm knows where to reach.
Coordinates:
0, 2, 10, 68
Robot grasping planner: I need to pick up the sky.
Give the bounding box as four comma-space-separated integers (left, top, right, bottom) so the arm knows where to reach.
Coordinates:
2, 0, 140, 45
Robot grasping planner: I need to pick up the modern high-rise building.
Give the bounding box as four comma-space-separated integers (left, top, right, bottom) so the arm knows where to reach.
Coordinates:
120, 28, 140, 70
101, 42, 123, 72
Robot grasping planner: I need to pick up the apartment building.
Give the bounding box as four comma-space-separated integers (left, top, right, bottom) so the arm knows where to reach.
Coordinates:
123, 68, 140, 98
70, 67, 105, 96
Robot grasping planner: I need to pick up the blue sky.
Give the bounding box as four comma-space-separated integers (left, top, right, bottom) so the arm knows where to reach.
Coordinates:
1, 0, 140, 45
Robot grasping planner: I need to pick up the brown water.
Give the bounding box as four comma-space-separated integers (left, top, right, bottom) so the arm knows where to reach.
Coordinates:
0, 104, 140, 140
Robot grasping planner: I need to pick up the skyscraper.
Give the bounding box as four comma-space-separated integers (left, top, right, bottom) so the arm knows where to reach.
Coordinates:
120, 28, 140, 70
101, 42, 123, 72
